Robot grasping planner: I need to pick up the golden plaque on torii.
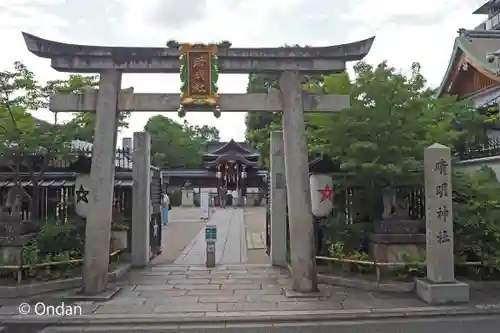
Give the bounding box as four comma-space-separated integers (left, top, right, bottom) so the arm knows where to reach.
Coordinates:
168, 41, 220, 117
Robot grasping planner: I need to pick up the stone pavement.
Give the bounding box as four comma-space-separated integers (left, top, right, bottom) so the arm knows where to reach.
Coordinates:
0, 264, 500, 326
8, 315, 500, 332
29, 315, 500, 332
174, 209, 247, 265
243, 207, 271, 265
1, 264, 499, 323
151, 207, 207, 265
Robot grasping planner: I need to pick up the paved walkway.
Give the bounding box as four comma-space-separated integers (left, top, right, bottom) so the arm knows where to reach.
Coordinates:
174, 209, 248, 265
152, 207, 207, 265
243, 207, 271, 265
1, 264, 499, 324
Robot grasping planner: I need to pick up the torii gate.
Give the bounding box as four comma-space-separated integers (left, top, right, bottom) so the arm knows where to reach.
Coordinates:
22, 32, 374, 295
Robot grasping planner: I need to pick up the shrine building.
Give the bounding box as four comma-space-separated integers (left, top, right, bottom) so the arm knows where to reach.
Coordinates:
437, 1, 500, 139
162, 139, 267, 205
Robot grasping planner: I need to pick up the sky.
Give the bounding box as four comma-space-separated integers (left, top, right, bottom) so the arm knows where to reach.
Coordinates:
0, 0, 490, 144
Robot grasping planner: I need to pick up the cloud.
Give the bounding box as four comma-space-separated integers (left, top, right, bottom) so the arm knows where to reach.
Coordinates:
0, 0, 493, 142
145, 0, 209, 28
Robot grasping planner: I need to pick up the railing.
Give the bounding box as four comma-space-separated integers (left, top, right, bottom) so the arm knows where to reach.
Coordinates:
454, 137, 500, 161
0, 176, 133, 222
475, 22, 487, 30
485, 11, 500, 30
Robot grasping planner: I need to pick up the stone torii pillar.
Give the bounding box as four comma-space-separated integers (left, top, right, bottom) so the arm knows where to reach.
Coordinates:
22, 32, 374, 294
82, 69, 122, 295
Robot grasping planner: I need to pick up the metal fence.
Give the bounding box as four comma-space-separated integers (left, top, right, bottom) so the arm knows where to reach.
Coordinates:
454, 136, 500, 161
0, 174, 134, 223
331, 184, 425, 224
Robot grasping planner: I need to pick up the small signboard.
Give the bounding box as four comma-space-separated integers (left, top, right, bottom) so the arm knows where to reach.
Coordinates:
205, 225, 217, 241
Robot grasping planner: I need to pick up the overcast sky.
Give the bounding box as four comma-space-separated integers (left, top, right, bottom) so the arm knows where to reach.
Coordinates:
0, 0, 489, 144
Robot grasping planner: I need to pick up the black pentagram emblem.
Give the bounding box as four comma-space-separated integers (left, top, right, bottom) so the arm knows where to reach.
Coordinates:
75, 185, 89, 204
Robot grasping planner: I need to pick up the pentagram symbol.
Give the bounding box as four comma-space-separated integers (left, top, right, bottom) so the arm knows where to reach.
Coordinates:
318, 184, 333, 202
76, 185, 89, 204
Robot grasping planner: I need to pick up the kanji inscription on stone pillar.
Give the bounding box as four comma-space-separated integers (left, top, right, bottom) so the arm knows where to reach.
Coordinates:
424, 143, 454, 283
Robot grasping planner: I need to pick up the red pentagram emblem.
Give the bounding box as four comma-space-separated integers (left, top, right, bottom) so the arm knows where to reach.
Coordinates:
318, 184, 333, 202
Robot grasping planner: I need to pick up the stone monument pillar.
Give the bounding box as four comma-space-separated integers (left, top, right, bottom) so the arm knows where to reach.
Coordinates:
280, 71, 318, 292
131, 131, 151, 267
270, 131, 287, 267
415, 143, 469, 304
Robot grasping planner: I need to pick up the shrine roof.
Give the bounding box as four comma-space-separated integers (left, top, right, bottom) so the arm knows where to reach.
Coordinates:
473, 0, 500, 14
204, 139, 259, 156
436, 29, 500, 97
205, 153, 257, 167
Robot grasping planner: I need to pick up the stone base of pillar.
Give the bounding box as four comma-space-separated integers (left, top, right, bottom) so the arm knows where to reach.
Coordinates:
415, 278, 470, 304
369, 233, 425, 262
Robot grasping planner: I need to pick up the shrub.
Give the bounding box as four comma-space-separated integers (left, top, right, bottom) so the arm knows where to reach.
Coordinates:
453, 166, 500, 271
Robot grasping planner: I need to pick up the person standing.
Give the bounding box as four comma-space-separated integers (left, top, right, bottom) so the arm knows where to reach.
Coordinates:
220, 185, 227, 208
232, 189, 239, 208
162, 193, 171, 226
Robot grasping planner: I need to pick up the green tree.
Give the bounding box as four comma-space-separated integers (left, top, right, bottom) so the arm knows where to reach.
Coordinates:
0, 62, 132, 218
244, 73, 281, 167
307, 61, 483, 187
453, 166, 500, 269
244, 71, 327, 167
45, 75, 130, 142
182, 120, 220, 143
145, 115, 214, 168
0, 62, 75, 218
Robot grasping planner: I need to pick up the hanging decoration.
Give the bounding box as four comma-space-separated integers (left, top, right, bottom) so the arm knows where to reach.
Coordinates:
310, 174, 334, 217
75, 174, 91, 218
216, 164, 222, 179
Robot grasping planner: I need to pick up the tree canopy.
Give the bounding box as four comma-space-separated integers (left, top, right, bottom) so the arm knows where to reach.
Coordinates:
145, 115, 220, 168
0, 61, 131, 152
245, 61, 485, 183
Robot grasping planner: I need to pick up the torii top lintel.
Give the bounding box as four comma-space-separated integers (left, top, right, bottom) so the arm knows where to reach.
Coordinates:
21, 32, 375, 74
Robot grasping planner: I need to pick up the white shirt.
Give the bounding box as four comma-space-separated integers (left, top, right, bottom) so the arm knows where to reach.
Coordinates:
232, 190, 238, 198
163, 194, 170, 205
